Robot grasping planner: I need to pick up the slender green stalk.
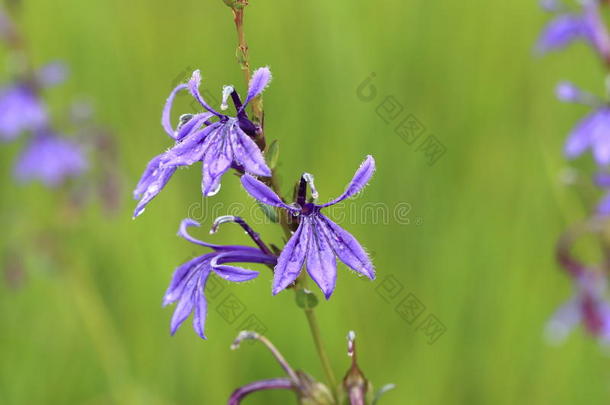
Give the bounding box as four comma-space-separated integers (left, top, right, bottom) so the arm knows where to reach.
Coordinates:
304, 307, 338, 400
226, 2, 338, 402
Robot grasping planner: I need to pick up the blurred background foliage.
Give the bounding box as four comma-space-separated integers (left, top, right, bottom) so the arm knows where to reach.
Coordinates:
0, 0, 608, 404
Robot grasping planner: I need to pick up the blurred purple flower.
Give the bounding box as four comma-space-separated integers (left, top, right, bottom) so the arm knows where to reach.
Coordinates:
547, 271, 610, 344
163, 218, 276, 339
556, 82, 610, 165
537, 0, 610, 59
0, 84, 46, 141
13, 131, 87, 187
240, 155, 376, 299
133, 67, 272, 218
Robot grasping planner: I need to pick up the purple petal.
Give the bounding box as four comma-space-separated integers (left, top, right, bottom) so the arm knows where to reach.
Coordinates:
583, 1, 610, 59
273, 221, 310, 295
241, 174, 295, 211
193, 272, 210, 339
546, 297, 581, 344
163, 255, 211, 306
177, 218, 224, 249
37, 62, 68, 87
188, 70, 221, 117
133, 156, 177, 218
162, 83, 188, 138
564, 110, 598, 159
14, 132, 87, 187
174, 112, 214, 141
595, 172, 610, 187
169, 270, 201, 336
230, 123, 271, 177
241, 67, 272, 111
0, 85, 47, 141
587, 109, 610, 165
317, 215, 375, 280
213, 264, 260, 282
556, 81, 583, 103
306, 218, 337, 299
598, 192, 610, 216
228, 378, 294, 405
201, 127, 233, 196
164, 123, 221, 166
320, 155, 376, 207
536, 14, 588, 54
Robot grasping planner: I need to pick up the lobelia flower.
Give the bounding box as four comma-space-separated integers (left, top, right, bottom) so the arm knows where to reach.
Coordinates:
14, 130, 87, 187
163, 218, 276, 339
546, 270, 610, 344
536, 0, 610, 59
132, 67, 272, 218
0, 83, 46, 141
240, 155, 376, 299
556, 81, 610, 165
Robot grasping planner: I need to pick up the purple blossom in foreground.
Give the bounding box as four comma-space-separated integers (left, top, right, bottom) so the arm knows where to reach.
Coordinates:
536, 0, 610, 58
14, 131, 87, 187
547, 271, 610, 344
556, 81, 610, 165
0, 84, 46, 141
132, 67, 272, 218
241, 155, 376, 299
163, 218, 276, 339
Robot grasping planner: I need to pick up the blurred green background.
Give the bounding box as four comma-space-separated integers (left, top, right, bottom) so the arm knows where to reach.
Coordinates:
1, 0, 608, 404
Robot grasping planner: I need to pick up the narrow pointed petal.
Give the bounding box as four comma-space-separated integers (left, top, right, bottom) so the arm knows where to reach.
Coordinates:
230, 124, 271, 177
306, 218, 337, 299
241, 174, 296, 211
162, 83, 188, 138
213, 264, 260, 282
177, 218, 224, 249
317, 215, 375, 280
273, 221, 311, 295
597, 193, 610, 216
188, 70, 222, 116
193, 271, 210, 339
320, 155, 376, 207
212, 249, 275, 282
169, 272, 200, 335
583, 1, 610, 59
164, 123, 221, 166
589, 109, 610, 165
164, 256, 203, 305
564, 111, 597, 159
536, 14, 587, 54
228, 378, 294, 405
201, 128, 233, 196
241, 67, 272, 111
133, 156, 177, 218
546, 297, 581, 344
174, 112, 214, 141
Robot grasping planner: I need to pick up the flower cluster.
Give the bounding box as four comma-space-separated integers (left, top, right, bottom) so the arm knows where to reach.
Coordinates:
538, 0, 610, 344
0, 8, 88, 187
134, 66, 377, 338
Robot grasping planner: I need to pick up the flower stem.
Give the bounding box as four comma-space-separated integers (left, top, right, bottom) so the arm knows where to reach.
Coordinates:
303, 306, 338, 401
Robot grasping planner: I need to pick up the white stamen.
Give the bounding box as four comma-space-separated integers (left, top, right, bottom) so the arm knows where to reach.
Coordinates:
303, 173, 319, 199
221, 85, 234, 110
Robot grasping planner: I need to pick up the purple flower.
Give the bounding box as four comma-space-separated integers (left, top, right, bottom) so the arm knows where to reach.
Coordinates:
556, 82, 610, 165
163, 218, 276, 339
547, 271, 610, 344
133, 67, 272, 218
0, 84, 46, 142
14, 131, 87, 187
536, 0, 610, 58
240, 155, 376, 299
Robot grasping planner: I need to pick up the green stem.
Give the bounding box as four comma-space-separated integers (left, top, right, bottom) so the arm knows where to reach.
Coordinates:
304, 306, 338, 401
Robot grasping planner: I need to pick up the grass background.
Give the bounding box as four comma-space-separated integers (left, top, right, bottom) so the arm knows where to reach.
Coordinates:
0, 0, 608, 404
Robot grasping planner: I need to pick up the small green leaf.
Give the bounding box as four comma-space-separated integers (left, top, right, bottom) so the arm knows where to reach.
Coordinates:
266, 140, 280, 169
295, 289, 319, 309
257, 201, 278, 223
